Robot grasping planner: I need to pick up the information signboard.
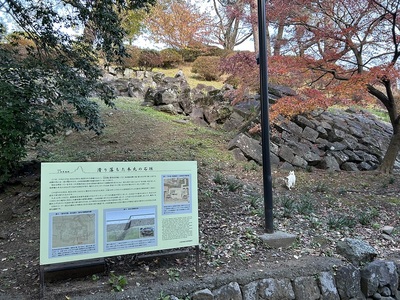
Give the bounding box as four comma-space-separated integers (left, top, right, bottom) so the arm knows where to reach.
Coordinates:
40, 161, 198, 265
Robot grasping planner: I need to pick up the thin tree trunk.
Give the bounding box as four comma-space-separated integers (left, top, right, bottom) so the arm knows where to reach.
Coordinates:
250, 0, 259, 53
273, 20, 285, 56
250, 0, 271, 55
378, 122, 400, 173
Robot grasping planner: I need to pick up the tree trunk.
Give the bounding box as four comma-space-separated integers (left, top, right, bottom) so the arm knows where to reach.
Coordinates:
367, 83, 400, 173
378, 122, 400, 174
249, 0, 259, 53
250, 0, 271, 55
273, 20, 285, 56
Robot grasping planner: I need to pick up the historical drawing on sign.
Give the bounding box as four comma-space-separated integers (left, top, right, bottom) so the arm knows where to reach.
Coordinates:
51, 212, 96, 248
162, 175, 192, 215
163, 176, 190, 204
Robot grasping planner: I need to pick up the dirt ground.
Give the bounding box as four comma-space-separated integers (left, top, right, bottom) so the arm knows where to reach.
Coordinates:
0, 100, 399, 299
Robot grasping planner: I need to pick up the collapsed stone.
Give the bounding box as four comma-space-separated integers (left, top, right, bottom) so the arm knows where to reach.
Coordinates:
104, 70, 400, 171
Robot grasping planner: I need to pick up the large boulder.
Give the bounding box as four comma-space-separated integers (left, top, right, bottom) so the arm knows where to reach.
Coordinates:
336, 238, 378, 266
360, 260, 399, 298
228, 133, 262, 165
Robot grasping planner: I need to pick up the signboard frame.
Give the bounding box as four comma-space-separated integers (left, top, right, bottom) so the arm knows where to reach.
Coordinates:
40, 161, 199, 266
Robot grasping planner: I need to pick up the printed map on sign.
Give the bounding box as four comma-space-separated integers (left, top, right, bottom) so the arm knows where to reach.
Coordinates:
162, 175, 192, 215
163, 176, 190, 204
52, 213, 96, 248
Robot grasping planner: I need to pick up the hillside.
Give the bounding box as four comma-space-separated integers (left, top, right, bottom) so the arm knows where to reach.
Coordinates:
0, 98, 399, 299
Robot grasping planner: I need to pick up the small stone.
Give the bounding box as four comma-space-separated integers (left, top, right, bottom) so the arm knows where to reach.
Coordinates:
372, 292, 382, 299
379, 286, 391, 297
382, 226, 394, 235
381, 233, 393, 241
192, 288, 214, 300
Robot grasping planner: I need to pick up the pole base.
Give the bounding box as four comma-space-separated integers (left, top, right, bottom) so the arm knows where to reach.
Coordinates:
259, 231, 297, 249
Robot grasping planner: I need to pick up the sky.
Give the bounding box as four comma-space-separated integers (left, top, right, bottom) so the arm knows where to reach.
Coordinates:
132, 34, 255, 52
0, 1, 256, 52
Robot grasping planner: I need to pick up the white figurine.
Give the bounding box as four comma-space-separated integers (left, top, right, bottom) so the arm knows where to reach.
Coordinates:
286, 171, 296, 190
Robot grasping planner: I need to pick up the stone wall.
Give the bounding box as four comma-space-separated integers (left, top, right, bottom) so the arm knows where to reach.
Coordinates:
103, 70, 400, 171
227, 108, 399, 172
186, 259, 399, 300
77, 256, 399, 300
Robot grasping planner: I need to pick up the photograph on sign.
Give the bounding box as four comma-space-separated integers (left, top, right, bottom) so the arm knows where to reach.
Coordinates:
104, 206, 157, 251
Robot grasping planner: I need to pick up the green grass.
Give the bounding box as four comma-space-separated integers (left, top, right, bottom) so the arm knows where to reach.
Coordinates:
386, 197, 400, 205
35, 97, 235, 169
328, 104, 390, 123
327, 214, 357, 230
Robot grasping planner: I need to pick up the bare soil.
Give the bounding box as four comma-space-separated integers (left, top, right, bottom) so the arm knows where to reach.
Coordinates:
0, 98, 399, 299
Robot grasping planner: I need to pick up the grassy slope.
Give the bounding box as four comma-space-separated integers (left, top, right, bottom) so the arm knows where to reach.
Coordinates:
35, 98, 237, 169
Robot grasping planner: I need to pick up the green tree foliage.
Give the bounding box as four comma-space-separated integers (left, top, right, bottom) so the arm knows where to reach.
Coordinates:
179, 47, 204, 62
121, 9, 148, 45
0, 0, 155, 185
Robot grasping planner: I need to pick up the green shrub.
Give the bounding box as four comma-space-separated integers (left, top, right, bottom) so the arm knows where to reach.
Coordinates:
281, 196, 296, 218
179, 48, 203, 62
358, 208, 379, 225
203, 47, 233, 58
0, 73, 40, 185
297, 195, 315, 215
191, 56, 221, 81
213, 172, 224, 185
160, 48, 182, 68
0, 39, 112, 186
138, 49, 162, 71
224, 74, 240, 88
0, 103, 28, 185
108, 272, 127, 292
227, 177, 242, 192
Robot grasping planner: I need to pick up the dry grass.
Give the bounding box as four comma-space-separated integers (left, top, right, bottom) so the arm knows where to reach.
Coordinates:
153, 63, 226, 89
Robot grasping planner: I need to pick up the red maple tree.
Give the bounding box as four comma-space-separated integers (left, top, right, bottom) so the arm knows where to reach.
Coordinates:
223, 0, 400, 173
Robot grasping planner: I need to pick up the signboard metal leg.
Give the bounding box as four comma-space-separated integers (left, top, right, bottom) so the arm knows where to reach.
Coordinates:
40, 265, 45, 299
195, 245, 200, 272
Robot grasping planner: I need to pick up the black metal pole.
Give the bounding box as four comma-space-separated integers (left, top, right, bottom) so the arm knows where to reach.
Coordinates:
257, 0, 274, 233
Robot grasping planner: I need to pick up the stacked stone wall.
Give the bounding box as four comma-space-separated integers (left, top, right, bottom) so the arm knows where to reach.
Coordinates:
103, 70, 400, 172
